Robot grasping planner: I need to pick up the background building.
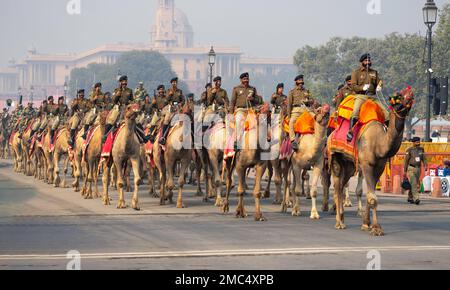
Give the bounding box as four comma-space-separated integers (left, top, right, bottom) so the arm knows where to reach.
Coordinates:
0, 0, 295, 104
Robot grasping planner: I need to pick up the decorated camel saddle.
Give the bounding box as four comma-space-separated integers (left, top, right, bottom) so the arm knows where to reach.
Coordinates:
101, 123, 125, 159
327, 95, 386, 161
278, 111, 316, 160
224, 104, 270, 160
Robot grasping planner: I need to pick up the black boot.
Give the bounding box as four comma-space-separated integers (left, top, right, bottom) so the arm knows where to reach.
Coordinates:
82, 124, 90, 140
50, 129, 55, 145
346, 117, 359, 142
68, 129, 76, 147
292, 140, 299, 152
159, 124, 169, 145
102, 124, 113, 144
135, 124, 151, 144
148, 126, 156, 143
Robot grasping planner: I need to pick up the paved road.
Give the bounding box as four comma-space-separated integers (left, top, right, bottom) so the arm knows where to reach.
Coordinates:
0, 160, 449, 270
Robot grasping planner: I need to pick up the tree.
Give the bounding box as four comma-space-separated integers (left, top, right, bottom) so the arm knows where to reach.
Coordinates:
69, 50, 190, 99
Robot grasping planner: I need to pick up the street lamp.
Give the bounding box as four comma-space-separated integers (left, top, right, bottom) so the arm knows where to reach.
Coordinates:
64, 81, 68, 104
30, 85, 34, 103
423, 0, 438, 142
208, 46, 216, 84
18, 86, 22, 97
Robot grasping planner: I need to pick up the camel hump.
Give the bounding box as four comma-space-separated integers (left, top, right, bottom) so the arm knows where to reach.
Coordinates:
337, 95, 385, 124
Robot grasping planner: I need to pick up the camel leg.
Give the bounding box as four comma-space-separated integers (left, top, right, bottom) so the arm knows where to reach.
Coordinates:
85, 158, 95, 199
309, 165, 321, 220
235, 164, 247, 218
115, 159, 127, 209
202, 162, 209, 203
254, 163, 266, 222
344, 183, 353, 207
281, 163, 291, 213
61, 155, 69, 188
222, 160, 233, 214
272, 161, 283, 205
331, 157, 346, 230
102, 162, 111, 206
356, 172, 364, 217
303, 170, 311, 199
196, 165, 203, 197
53, 150, 61, 188
130, 158, 141, 211
361, 164, 385, 236
159, 168, 168, 205
264, 163, 272, 199
292, 164, 302, 217
321, 160, 331, 212
210, 155, 223, 207
176, 157, 190, 209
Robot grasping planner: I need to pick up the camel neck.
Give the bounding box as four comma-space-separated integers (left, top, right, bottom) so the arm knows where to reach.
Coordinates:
381, 110, 406, 158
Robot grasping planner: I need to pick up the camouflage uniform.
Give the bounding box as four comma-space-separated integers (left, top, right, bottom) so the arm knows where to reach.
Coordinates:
404, 142, 427, 204
134, 84, 148, 103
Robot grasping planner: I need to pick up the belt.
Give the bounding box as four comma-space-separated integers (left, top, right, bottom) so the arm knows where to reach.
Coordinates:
408, 164, 420, 168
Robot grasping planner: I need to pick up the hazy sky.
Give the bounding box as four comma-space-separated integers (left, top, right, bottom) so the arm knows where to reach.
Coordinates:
0, 0, 449, 67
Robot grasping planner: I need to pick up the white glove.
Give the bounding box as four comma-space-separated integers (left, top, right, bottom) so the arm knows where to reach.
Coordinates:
376, 85, 382, 92
363, 84, 370, 91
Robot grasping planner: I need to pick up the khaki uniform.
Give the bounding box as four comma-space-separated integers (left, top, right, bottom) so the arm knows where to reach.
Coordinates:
404, 146, 427, 202
162, 87, 184, 126
107, 87, 133, 126
149, 94, 167, 128
350, 66, 389, 120
51, 104, 69, 130
230, 84, 258, 137
70, 98, 93, 130
334, 84, 354, 107
271, 93, 287, 110
287, 85, 312, 141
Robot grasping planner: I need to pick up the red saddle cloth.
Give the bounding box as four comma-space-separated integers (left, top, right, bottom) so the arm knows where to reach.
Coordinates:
8, 131, 16, 146
327, 117, 365, 162
49, 129, 63, 153
82, 125, 100, 161
101, 124, 124, 158
279, 137, 293, 160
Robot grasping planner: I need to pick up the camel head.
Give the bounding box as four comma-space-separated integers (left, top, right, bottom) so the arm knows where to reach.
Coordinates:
125, 103, 141, 120
390, 86, 414, 118
314, 103, 330, 127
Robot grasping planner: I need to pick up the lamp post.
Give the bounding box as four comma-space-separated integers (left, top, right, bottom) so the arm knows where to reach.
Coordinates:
208, 46, 216, 84
423, 0, 438, 142
64, 81, 68, 104
18, 86, 22, 97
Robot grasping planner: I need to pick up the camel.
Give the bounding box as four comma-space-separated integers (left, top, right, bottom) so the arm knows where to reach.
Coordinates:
102, 104, 143, 210
52, 126, 72, 188
11, 132, 22, 173
222, 105, 269, 221
81, 111, 107, 199
20, 119, 36, 176
289, 105, 330, 219
201, 107, 229, 207
72, 129, 86, 193
330, 88, 414, 236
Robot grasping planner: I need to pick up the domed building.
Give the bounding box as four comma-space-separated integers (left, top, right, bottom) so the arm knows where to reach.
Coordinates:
0, 0, 295, 101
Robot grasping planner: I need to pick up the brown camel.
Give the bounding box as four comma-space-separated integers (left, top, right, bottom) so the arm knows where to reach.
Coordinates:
11, 132, 22, 173
52, 126, 71, 188
72, 129, 86, 193
289, 105, 330, 219
102, 104, 143, 210
81, 111, 108, 199
41, 129, 55, 184
222, 107, 269, 221
20, 119, 36, 176
330, 88, 414, 236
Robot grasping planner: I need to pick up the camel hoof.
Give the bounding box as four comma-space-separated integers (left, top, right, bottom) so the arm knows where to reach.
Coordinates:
176, 202, 186, 209
273, 199, 282, 205
370, 225, 384, 236
357, 210, 365, 217
152, 193, 160, 198
263, 190, 270, 199
222, 203, 229, 214
335, 222, 346, 230
291, 207, 301, 217
310, 210, 320, 220
322, 204, 329, 212
202, 197, 209, 203
214, 197, 223, 207
102, 197, 111, 206
235, 211, 247, 218
361, 224, 371, 232
116, 201, 127, 209
254, 215, 266, 222
132, 203, 140, 211
281, 203, 288, 213
344, 200, 353, 207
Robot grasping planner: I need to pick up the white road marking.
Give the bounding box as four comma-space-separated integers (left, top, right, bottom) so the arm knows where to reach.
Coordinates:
2, 246, 450, 260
